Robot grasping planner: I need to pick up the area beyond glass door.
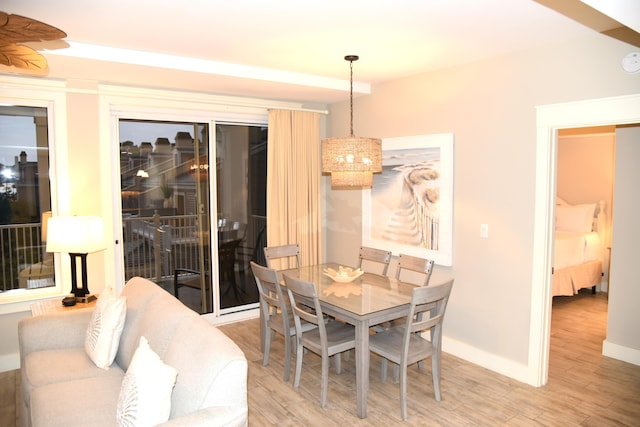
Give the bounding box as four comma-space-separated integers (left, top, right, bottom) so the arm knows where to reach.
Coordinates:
118, 119, 264, 314
214, 124, 265, 313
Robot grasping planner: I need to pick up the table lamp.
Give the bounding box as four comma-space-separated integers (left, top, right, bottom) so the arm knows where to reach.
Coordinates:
46, 215, 106, 303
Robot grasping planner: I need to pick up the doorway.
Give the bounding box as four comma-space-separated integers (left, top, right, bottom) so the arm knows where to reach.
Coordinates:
549, 126, 615, 382
530, 94, 640, 387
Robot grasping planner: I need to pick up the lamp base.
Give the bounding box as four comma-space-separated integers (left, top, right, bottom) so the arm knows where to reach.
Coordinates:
75, 294, 97, 303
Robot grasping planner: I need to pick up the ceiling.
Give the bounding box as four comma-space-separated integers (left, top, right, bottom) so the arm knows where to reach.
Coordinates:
2, 0, 638, 105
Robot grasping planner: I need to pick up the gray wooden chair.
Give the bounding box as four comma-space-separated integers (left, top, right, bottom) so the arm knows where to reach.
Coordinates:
250, 261, 315, 382
371, 253, 436, 334
283, 273, 356, 408
357, 246, 392, 275
395, 253, 435, 286
263, 243, 301, 270
369, 279, 454, 420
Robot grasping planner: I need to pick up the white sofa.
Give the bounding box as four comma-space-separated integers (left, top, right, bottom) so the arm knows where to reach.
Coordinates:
18, 277, 248, 427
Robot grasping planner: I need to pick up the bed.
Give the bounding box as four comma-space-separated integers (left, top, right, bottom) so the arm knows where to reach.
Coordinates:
552, 198, 606, 297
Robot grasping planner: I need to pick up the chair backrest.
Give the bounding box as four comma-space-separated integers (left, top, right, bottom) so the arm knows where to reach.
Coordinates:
395, 253, 435, 286
403, 279, 454, 348
283, 273, 326, 340
357, 246, 392, 275
264, 244, 301, 270
250, 261, 288, 319
219, 221, 247, 242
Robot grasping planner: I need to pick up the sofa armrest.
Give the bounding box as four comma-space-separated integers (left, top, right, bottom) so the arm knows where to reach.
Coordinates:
18, 309, 93, 358
160, 406, 247, 427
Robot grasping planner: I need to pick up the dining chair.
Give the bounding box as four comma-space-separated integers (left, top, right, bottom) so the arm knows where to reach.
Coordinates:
369, 279, 454, 420
357, 246, 392, 275
284, 273, 356, 408
264, 243, 301, 270
173, 267, 211, 313
341, 246, 391, 362
250, 261, 315, 381
395, 253, 435, 286
370, 253, 436, 335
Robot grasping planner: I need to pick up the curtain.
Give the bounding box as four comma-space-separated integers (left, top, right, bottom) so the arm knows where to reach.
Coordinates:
266, 109, 321, 268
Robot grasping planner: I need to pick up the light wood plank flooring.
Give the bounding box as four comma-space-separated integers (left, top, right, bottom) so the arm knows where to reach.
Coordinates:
3, 290, 639, 426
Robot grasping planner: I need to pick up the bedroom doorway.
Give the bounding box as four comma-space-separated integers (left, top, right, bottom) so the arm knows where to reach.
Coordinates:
549, 126, 615, 384
554, 126, 614, 294
530, 94, 640, 387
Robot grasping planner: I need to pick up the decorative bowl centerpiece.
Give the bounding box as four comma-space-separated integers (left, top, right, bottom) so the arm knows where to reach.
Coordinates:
323, 266, 364, 283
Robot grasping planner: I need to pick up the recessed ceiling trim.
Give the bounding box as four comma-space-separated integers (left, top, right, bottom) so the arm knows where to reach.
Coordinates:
43, 41, 371, 95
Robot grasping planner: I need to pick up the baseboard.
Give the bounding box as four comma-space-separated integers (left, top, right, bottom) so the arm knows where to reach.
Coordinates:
602, 340, 640, 366
443, 336, 535, 386
0, 352, 20, 373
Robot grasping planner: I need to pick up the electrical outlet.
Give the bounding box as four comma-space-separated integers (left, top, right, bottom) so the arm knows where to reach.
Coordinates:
480, 224, 489, 238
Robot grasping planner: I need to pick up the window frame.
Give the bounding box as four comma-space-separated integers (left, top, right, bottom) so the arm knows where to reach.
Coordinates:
0, 76, 69, 314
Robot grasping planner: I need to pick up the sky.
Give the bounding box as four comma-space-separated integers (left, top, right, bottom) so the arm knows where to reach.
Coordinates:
0, 116, 197, 169
118, 121, 195, 146
0, 115, 38, 166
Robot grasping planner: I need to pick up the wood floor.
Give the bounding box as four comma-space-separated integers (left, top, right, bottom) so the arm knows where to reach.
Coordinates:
3, 290, 639, 426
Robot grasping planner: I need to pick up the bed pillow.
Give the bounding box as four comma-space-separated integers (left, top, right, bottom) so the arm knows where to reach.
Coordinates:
85, 287, 127, 369
116, 336, 178, 427
556, 203, 596, 233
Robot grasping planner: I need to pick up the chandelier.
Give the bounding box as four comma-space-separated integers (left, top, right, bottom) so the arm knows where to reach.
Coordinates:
322, 55, 382, 188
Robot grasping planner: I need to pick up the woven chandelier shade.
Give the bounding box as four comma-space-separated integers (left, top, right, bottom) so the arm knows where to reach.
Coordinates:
322, 136, 382, 187
322, 55, 382, 189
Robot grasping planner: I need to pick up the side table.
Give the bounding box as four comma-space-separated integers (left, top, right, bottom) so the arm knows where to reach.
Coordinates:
30, 298, 97, 316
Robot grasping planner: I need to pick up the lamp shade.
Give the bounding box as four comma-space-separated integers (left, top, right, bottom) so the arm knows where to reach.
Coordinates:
321, 136, 382, 187
46, 216, 106, 254
321, 56, 383, 188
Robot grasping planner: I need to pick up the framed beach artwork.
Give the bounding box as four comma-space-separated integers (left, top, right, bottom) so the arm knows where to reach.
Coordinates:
362, 133, 454, 266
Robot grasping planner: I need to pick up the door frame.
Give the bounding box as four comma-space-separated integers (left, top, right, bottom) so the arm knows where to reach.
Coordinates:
100, 87, 271, 323
529, 93, 640, 386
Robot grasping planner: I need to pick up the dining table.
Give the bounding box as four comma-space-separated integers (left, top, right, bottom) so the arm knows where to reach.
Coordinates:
280, 262, 452, 419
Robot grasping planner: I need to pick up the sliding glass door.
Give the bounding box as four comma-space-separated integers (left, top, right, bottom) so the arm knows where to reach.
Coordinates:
118, 119, 264, 314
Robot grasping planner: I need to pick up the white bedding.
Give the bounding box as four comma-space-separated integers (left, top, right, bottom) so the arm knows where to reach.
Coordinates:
552, 198, 606, 296
554, 231, 602, 270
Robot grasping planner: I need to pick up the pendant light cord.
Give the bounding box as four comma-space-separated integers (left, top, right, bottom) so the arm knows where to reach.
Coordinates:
344, 55, 358, 137
349, 58, 354, 137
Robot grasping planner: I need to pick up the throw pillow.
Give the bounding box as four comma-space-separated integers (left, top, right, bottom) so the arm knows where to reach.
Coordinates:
116, 336, 178, 427
84, 287, 127, 369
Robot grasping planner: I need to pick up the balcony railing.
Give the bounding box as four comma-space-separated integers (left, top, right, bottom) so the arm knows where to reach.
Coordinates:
123, 212, 266, 283
1, 213, 267, 293
0, 223, 50, 292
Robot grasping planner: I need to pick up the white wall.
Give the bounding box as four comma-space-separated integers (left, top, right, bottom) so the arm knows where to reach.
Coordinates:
604, 125, 640, 364
324, 32, 640, 379
557, 130, 615, 213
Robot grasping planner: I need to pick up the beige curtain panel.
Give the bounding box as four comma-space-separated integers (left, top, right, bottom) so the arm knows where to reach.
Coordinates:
266, 109, 322, 269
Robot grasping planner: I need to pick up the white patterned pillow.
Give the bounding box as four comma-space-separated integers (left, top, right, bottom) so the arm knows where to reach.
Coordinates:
84, 287, 127, 369
116, 336, 178, 427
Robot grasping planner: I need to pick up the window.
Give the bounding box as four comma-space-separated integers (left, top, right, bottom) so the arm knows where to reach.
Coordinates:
0, 106, 54, 294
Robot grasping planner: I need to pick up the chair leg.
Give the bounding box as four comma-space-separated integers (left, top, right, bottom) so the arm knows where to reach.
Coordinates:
334, 353, 342, 374
283, 334, 292, 382
380, 358, 388, 382
400, 362, 408, 420
393, 362, 399, 383
293, 341, 304, 389
320, 352, 329, 408
432, 353, 442, 401
262, 325, 271, 367
173, 271, 180, 298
